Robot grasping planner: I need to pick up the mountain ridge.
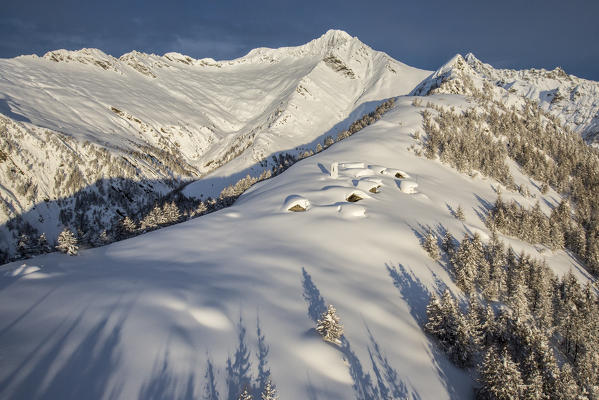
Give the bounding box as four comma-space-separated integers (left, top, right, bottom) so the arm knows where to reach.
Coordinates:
0, 30, 430, 259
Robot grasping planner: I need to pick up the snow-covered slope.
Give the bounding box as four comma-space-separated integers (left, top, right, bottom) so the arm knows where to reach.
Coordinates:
0, 30, 430, 257
0, 95, 590, 400
413, 53, 599, 145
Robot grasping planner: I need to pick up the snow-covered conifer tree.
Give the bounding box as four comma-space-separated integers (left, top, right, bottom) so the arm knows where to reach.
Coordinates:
424, 294, 444, 338
455, 205, 465, 221
521, 352, 544, 400
140, 205, 162, 231
316, 304, 343, 345
422, 229, 440, 261
38, 233, 52, 253
118, 216, 137, 239
237, 388, 252, 400
441, 231, 456, 256
554, 364, 579, 400
452, 310, 476, 367
261, 380, 277, 400
17, 233, 32, 258
479, 347, 524, 400
452, 236, 477, 293
484, 230, 506, 300
56, 228, 78, 255
163, 201, 181, 224
466, 295, 484, 348
194, 201, 208, 217
95, 230, 111, 246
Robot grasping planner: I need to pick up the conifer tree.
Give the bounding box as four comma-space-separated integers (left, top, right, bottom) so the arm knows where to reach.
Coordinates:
484, 231, 506, 300
237, 388, 252, 400
195, 201, 208, 217
441, 231, 456, 256
423, 229, 441, 261
455, 205, 465, 221
316, 304, 344, 345
56, 228, 78, 255
424, 294, 444, 338
574, 348, 599, 398
466, 295, 484, 349
38, 233, 52, 253
553, 364, 579, 400
163, 201, 181, 224
99, 230, 111, 245
452, 236, 477, 293
451, 309, 476, 367
17, 233, 32, 258
261, 380, 277, 400
522, 365, 545, 400
118, 216, 137, 239
141, 205, 162, 231
479, 347, 524, 400
479, 304, 497, 348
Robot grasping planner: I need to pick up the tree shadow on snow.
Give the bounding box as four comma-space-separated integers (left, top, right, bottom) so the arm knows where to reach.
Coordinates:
445, 203, 457, 219
0, 304, 127, 400
255, 315, 273, 399
340, 337, 379, 400
225, 316, 258, 400
386, 263, 432, 327
366, 325, 421, 400
425, 342, 469, 400
471, 194, 492, 225
138, 354, 195, 400
317, 163, 329, 175
385, 263, 471, 400
301, 267, 327, 324
0, 285, 62, 338
301, 267, 381, 400
203, 358, 220, 400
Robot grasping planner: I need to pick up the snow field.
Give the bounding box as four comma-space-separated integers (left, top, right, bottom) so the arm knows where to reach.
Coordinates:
0, 95, 592, 400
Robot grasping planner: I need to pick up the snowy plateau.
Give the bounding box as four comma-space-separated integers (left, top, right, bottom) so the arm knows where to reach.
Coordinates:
1, 30, 599, 400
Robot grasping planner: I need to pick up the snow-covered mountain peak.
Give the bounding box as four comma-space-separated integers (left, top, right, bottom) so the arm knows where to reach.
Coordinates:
414, 52, 599, 145
236, 29, 357, 64
163, 51, 196, 65
316, 28, 354, 49
437, 53, 468, 74
464, 52, 478, 63
42, 48, 121, 72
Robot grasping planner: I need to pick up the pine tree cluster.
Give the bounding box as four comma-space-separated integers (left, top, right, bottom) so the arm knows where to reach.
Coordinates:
418, 96, 599, 279
488, 195, 599, 276
421, 108, 514, 187
425, 232, 599, 398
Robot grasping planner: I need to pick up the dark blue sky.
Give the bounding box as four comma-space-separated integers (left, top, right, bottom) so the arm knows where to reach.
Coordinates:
2, 0, 598, 80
